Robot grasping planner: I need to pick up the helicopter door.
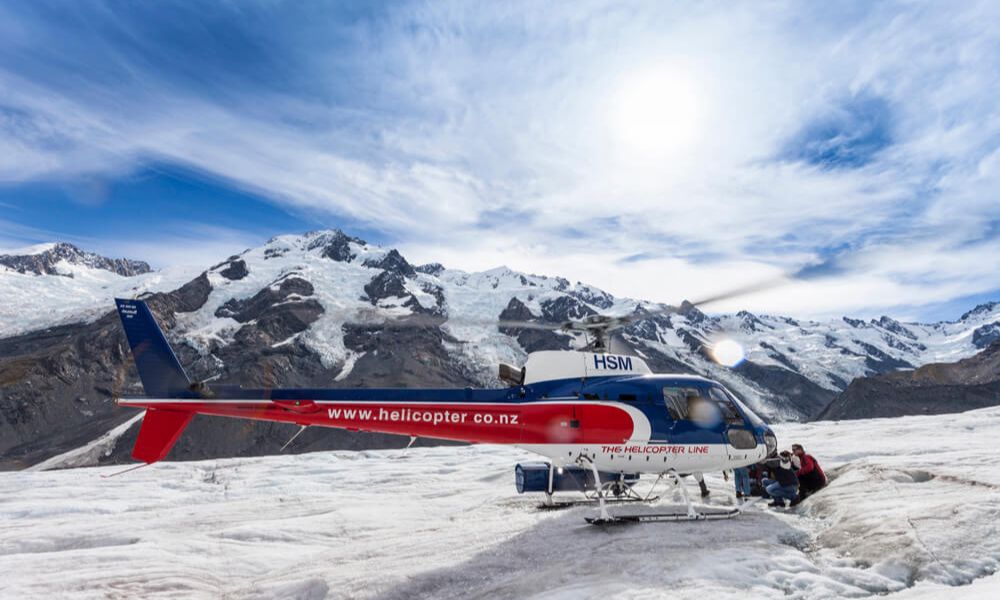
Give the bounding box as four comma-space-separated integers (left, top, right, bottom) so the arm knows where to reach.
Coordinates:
661, 386, 725, 438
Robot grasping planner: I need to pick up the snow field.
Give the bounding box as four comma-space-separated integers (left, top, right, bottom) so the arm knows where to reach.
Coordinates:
3, 407, 1000, 599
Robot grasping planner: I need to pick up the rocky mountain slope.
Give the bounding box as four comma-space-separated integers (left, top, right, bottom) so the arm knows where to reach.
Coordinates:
0, 242, 152, 277
818, 340, 1000, 420
1, 230, 997, 469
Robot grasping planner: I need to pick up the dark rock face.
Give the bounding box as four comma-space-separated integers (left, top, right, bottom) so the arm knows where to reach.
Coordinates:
216, 277, 315, 322
498, 298, 571, 352
678, 301, 708, 325
362, 271, 439, 314
0, 273, 212, 470
219, 259, 248, 280
973, 323, 1000, 349
733, 361, 837, 420
0, 264, 474, 469
854, 340, 915, 373
215, 276, 323, 346
875, 316, 917, 340
960, 302, 999, 322
363, 249, 416, 277
0, 243, 151, 277
540, 296, 597, 322
306, 230, 363, 262
363, 271, 410, 305
818, 341, 1000, 420
571, 287, 614, 310
415, 263, 445, 276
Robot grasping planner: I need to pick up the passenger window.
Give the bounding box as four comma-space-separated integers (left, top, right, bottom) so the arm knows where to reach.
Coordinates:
618, 393, 637, 401
662, 387, 698, 420
709, 387, 745, 425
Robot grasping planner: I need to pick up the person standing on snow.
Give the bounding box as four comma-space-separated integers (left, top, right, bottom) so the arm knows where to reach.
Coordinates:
790, 443, 826, 506
733, 466, 752, 500
762, 451, 799, 507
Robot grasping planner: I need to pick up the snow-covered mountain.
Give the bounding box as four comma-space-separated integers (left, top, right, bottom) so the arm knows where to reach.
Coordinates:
1, 230, 998, 468
5, 407, 1000, 599
0, 242, 198, 339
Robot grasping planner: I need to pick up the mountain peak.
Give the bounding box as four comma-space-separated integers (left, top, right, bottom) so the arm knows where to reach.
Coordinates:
960, 301, 1000, 322
0, 242, 152, 277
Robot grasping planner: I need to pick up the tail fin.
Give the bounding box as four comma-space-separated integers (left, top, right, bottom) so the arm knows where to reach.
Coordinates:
114, 298, 191, 398
132, 409, 194, 463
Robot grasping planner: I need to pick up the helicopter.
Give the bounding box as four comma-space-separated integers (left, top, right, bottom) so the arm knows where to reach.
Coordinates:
112, 287, 780, 525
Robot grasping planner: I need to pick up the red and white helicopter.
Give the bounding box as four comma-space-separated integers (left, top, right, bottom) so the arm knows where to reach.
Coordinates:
114, 293, 778, 525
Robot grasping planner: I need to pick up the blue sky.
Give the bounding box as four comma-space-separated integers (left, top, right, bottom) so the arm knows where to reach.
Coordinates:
0, 1, 998, 321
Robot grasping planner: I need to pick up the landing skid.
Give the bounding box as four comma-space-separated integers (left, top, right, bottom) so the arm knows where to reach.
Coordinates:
537, 495, 660, 510
586, 506, 742, 525
581, 467, 758, 525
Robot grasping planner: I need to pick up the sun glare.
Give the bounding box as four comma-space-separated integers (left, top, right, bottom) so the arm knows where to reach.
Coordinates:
609, 68, 702, 160
710, 339, 745, 367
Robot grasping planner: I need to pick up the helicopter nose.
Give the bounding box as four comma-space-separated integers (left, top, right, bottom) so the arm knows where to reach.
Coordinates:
762, 427, 777, 456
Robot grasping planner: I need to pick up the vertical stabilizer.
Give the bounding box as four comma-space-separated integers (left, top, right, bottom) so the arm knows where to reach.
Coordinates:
114, 298, 191, 398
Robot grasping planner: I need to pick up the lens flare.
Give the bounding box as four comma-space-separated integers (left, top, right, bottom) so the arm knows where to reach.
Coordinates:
711, 339, 745, 367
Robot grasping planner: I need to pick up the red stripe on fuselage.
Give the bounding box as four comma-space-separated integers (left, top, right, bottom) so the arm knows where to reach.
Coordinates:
119, 400, 637, 445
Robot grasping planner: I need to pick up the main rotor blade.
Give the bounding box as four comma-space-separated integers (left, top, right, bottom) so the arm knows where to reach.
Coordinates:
687, 275, 791, 309
347, 271, 797, 334
351, 311, 565, 332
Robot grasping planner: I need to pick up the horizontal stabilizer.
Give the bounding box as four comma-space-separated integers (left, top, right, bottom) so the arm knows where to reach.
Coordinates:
132, 409, 194, 463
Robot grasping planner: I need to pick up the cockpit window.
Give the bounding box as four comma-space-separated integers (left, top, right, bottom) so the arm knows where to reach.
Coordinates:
662, 387, 697, 420
708, 387, 746, 425
719, 386, 767, 428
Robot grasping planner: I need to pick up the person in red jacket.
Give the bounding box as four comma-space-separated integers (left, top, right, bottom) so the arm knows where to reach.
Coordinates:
790, 443, 826, 506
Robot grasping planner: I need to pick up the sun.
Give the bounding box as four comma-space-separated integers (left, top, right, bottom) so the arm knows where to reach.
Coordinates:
710, 339, 746, 367
609, 68, 702, 159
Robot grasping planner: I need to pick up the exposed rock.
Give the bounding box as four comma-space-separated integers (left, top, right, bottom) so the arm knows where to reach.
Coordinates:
540, 296, 597, 322
571, 287, 614, 310
973, 323, 1000, 349
678, 301, 708, 325
0, 242, 151, 277
415, 263, 445, 276
363, 271, 408, 304
733, 361, 837, 420
306, 230, 362, 262
875, 316, 917, 340
363, 249, 416, 278
216, 277, 314, 322
498, 298, 570, 352
0, 274, 212, 470
818, 341, 1000, 420
219, 259, 248, 280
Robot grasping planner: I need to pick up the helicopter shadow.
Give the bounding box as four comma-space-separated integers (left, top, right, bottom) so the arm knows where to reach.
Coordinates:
369, 502, 807, 600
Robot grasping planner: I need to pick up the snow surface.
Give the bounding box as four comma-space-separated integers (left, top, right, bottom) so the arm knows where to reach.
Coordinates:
0, 263, 199, 339
3, 407, 1000, 599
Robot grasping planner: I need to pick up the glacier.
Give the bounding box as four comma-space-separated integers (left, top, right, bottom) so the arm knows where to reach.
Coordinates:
3, 407, 1000, 599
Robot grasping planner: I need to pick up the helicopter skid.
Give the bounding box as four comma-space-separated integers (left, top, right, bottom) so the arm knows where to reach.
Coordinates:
586, 505, 743, 525
536, 495, 660, 510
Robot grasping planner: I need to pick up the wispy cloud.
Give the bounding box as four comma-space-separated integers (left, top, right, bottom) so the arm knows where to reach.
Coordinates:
0, 1, 997, 319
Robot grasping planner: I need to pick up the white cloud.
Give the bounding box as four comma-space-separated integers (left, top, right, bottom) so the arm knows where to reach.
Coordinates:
0, 1, 997, 318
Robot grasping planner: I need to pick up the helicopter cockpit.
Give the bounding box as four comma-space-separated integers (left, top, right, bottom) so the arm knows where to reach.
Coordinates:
659, 381, 775, 452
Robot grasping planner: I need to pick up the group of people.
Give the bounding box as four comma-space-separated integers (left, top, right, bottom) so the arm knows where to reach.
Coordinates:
732, 443, 826, 508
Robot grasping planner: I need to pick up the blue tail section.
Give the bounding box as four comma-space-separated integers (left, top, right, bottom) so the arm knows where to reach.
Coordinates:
114, 299, 191, 398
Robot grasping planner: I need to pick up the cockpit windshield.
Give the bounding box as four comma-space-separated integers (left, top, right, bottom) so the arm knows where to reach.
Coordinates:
716, 386, 767, 428
707, 387, 746, 425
